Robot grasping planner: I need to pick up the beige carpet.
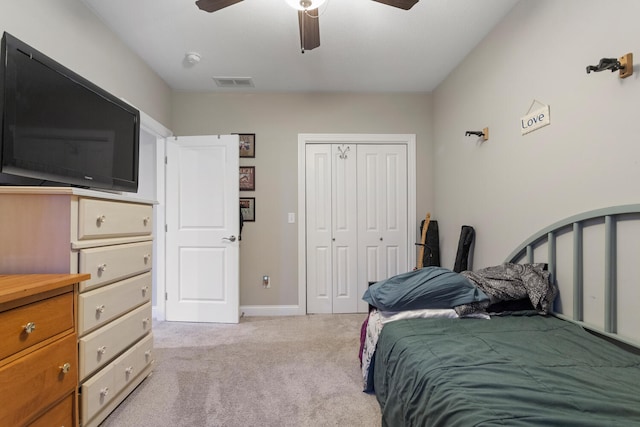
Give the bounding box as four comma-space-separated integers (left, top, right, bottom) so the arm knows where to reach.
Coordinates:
100, 314, 381, 427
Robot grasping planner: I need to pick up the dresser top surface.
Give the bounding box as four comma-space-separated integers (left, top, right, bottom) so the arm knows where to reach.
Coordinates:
0, 187, 156, 204
0, 274, 90, 304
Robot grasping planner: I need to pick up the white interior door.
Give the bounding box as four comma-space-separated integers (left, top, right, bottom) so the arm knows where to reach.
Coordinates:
165, 135, 239, 323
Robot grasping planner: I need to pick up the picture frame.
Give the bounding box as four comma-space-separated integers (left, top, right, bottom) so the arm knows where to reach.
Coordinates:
237, 133, 255, 158
240, 197, 255, 222
239, 166, 255, 191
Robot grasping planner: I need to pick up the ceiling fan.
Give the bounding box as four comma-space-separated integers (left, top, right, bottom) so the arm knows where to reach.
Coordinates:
195, 0, 419, 53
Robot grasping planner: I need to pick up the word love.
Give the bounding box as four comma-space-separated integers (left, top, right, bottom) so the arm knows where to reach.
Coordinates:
520, 105, 550, 135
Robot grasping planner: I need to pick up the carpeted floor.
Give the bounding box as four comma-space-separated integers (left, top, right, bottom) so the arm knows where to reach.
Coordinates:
100, 314, 381, 427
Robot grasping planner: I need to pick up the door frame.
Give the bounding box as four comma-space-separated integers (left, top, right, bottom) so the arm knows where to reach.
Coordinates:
297, 134, 417, 315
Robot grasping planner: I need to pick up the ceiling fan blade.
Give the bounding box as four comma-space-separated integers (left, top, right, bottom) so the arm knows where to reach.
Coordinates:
371, 0, 419, 10
298, 9, 320, 53
195, 0, 243, 13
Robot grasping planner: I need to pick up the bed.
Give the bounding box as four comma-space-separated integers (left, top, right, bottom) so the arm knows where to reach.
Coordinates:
361, 205, 640, 426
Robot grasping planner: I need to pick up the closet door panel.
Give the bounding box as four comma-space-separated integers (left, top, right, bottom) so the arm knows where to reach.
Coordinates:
306, 145, 333, 313
357, 145, 408, 312
331, 144, 359, 313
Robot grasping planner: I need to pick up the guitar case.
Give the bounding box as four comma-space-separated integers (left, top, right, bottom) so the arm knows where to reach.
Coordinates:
420, 219, 440, 267
453, 225, 475, 273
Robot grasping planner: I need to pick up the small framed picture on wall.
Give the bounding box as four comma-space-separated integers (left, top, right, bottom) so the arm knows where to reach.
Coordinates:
238, 133, 255, 158
239, 166, 255, 191
240, 197, 255, 222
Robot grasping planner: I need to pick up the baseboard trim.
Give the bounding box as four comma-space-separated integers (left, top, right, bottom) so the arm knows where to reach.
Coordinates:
240, 305, 305, 317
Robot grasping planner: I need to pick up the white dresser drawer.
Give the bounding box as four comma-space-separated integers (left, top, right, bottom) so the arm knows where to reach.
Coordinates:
78, 272, 152, 335
113, 333, 154, 393
78, 198, 152, 240
80, 361, 115, 424
79, 241, 152, 291
79, 302, 152, 379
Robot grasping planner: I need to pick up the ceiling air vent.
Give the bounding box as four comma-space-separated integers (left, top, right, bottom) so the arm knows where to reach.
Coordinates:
213, 77, 254, 88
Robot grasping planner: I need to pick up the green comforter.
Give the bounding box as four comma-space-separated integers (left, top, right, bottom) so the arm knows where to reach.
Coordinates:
373, 315, 640, 426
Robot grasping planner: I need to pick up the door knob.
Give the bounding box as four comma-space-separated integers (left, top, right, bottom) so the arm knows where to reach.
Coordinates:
223, 235, 237, 242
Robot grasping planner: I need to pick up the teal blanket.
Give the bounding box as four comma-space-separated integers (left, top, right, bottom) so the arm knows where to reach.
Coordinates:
373, 315, 640, 426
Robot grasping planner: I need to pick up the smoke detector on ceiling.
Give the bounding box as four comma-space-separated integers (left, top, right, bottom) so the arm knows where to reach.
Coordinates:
185, 52, 202, 65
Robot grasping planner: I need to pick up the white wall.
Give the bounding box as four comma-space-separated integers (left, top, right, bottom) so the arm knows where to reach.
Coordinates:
0, 0, 172, 128
171, 92, 433, 307
433, 0, 640, 269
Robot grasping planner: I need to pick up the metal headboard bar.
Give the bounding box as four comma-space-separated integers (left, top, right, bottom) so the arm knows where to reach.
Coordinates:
573, 222, 583, 322
604, 215, 616, 333
505, 204, 640, 263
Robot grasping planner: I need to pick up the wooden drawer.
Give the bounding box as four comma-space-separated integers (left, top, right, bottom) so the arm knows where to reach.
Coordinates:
0, 333, 77, 427
0, 291, 74, 361
79, 302, 152, 379
79, 241, 152, 291
80, 359, 115, 424
28, 392, 74, 427
113, 333, 154, 393
78, 272, 152, 335
78, 198, 152, 240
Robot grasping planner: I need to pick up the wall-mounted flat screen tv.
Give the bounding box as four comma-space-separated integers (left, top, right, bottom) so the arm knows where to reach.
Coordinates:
0, 32, 140, 192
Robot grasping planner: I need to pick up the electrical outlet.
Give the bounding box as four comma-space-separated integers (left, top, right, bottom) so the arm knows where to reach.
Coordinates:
262, 275, 270, 288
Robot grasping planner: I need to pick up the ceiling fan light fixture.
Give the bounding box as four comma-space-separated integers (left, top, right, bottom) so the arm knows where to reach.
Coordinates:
285, 0, 326, 11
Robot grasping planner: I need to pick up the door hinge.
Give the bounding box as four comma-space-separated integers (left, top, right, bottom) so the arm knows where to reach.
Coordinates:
165, 224, 168, 232
165, 156, 168, 165
165, 292, 168, 301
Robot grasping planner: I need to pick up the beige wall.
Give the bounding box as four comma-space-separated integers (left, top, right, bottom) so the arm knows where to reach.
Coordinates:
172, 92, 433, 306
0, 0, 172, 127
433, 0, 640, 269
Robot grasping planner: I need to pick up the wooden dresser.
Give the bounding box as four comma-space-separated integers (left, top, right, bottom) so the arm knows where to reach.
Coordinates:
0, 187, 155, 427
0, 274, 89, 427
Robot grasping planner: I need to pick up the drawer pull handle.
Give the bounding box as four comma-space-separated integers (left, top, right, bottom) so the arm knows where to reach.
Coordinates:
98, 263, 107, 273
23, 322, 36, 334
100, 387, 109, 397
97, 215, 107, 225
143, 254, 151, 263
142, 317, 150, 327
96, 305, 106, 314
145, 350, 152, 359
142, 285, 149, 295
125, 366, 134, 376
98, 346, 107, 355
60, 362, 71, 374
143, 216, 150, 226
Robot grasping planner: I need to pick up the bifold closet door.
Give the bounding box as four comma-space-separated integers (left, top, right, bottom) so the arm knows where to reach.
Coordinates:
306, 144, 358, 314
306, 143, 408, 314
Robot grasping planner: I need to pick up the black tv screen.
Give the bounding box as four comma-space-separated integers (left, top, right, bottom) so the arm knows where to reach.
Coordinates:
0, 32, 140, 192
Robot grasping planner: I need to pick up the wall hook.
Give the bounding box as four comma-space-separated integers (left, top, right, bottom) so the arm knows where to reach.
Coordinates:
586, 53, 633, 78
465, 127, 489, 141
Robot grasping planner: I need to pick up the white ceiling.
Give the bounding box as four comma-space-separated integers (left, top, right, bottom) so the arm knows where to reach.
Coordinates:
81, 0, 519, 93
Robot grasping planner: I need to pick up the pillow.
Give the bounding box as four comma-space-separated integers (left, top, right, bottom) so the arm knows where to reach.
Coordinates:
362, 267, 489, 312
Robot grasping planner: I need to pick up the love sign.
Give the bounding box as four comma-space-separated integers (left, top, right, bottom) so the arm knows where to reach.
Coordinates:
520, 105, 550, 135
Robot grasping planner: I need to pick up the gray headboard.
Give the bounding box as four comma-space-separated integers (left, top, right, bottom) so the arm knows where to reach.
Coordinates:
505, 204, 640, 350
